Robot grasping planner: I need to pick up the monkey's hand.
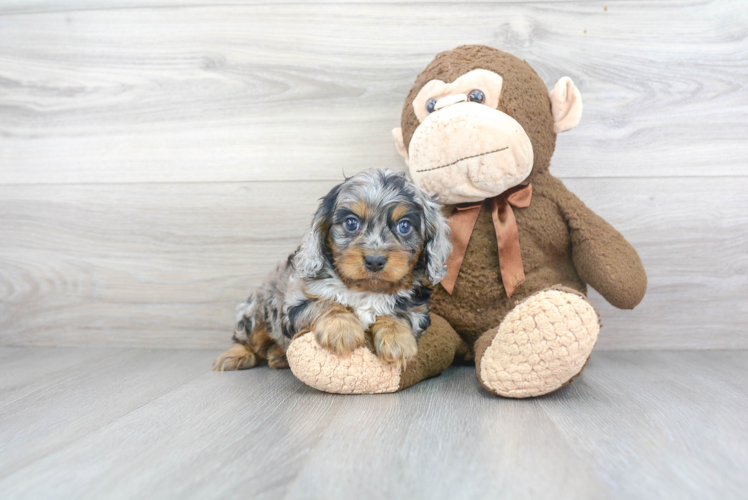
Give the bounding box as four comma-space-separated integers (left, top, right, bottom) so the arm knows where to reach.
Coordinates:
553, 179, 647, 309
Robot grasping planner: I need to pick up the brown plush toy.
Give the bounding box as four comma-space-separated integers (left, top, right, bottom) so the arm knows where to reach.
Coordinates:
287, 45, 647, 397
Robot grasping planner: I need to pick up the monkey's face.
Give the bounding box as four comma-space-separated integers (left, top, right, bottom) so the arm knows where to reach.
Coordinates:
407, 69, 533, 204
393, 46, 583, 205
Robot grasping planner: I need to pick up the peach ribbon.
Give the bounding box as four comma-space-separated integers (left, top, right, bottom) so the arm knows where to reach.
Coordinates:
441, 184, 532, 298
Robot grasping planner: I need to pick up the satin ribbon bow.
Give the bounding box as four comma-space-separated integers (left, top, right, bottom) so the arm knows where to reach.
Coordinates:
441, 184, 533, 298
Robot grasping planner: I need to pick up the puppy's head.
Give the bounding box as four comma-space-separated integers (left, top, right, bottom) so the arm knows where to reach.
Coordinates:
294, 169, 451, 293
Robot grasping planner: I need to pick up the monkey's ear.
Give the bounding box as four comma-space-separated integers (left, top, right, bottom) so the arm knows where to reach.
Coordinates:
549, 77, 583, 134
392, 127, 410, 164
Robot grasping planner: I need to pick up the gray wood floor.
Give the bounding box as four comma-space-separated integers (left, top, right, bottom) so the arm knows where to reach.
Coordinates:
1, 348, 746, 499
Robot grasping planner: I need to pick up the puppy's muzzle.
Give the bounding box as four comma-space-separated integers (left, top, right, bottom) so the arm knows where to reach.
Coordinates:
364, 254, 388, 272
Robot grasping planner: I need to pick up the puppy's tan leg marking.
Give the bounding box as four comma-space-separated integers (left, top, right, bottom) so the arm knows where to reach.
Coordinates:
251, 323, 279, 361
213, 343, 258, 371
370, 316, 418, 370
313, 303, 366, 356
253, 324, 289, 369
267, 344, 289, 370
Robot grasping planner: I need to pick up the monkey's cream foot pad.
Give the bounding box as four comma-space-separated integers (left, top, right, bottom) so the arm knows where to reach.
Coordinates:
478, 288, 600, 398
287, 332, 401, 394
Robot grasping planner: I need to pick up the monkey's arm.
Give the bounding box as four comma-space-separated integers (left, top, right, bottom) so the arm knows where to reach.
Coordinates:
543, 175, 647, 309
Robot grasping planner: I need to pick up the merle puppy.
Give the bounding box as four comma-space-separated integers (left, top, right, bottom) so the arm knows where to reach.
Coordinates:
213, 168, 451, 372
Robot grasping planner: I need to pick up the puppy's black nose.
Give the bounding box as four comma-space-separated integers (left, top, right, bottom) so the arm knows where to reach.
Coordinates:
364, 255, 387, 272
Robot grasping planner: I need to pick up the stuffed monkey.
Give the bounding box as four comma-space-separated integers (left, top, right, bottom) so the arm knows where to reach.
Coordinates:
287, 45, 646, 397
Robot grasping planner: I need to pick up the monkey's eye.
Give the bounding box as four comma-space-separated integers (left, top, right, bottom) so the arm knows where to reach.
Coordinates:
396, 220, 412, 235
344, 217, 360, 232
468, 89, 485, 104
426, 99, 437, 113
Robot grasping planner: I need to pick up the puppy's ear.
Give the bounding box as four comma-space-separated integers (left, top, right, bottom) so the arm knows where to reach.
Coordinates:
413, 185, 451, 285
294, 183, 341, 278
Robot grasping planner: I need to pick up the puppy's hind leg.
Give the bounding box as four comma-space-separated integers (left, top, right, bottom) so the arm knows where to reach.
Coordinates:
213, 343, 258, 371
266, 344, 289, 370
249, 323, 289, 370
213, 323, 289, 371
213, 297, 262, 371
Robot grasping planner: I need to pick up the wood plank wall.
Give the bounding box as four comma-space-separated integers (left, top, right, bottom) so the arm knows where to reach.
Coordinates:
1, 1, 746, 349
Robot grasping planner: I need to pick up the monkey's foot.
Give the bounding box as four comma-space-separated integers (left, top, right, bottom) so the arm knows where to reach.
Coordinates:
475, 287, 600, 398
287, 332, 401, 394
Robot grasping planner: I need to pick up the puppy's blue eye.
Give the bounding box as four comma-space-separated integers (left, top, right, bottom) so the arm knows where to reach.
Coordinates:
426, 99, 437, 113
397, 220, 412, 235
344, 217, 360, 232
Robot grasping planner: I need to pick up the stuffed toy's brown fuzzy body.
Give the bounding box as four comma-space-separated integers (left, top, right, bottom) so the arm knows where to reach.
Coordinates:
431, 172, 647, 351
287, 45, 647, 397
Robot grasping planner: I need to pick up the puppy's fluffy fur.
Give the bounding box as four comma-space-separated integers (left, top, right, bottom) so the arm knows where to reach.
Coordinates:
213, 168, 451, 371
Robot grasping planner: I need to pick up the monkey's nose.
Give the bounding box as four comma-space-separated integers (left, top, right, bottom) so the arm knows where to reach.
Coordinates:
364, 255, 388, 272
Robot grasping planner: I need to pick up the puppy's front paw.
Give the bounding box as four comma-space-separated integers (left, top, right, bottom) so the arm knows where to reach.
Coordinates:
314, 305, 366, 356
371, 317, 418, 370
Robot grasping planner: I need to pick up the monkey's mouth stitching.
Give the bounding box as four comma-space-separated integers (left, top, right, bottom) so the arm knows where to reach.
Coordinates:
415, 147, 509, 173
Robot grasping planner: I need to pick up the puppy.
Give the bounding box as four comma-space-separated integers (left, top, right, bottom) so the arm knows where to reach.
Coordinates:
213, 168, 451, 372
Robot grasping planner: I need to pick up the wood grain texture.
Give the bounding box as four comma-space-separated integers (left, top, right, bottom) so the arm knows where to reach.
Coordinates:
1, 1, 746, 350
539, 351, 748, 499
0, 354, 343, 500
0, 346, 116, 407
1, 177, 746, 349
0, 349, 746, 499
0, 348, 211, 479
0, 0, 581, 16
0, 181, 329, 348
1, 1, 746, 184
283, 371, 612, 500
